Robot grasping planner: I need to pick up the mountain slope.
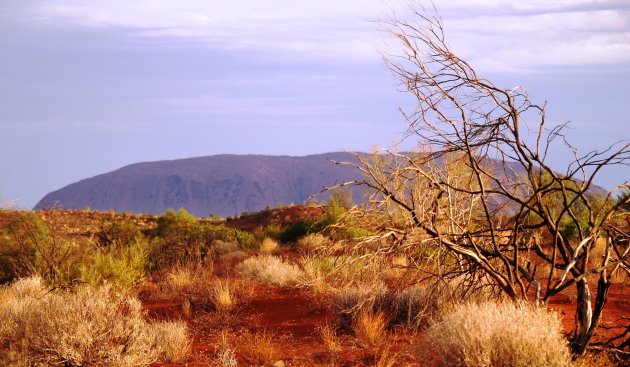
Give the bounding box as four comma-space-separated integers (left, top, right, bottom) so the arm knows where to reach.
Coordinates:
35, 153, 364, 217
35, 152, 609, 217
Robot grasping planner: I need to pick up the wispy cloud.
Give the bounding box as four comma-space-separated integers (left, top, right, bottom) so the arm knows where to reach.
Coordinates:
3, 1, 626, 70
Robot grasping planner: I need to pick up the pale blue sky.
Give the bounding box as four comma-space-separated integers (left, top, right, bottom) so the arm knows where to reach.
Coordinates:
1, 0, 629, 208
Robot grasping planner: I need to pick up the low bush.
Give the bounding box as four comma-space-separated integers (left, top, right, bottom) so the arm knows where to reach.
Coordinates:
80, 241, 147, 289
149, 209, 257, 268
236, 255, 303, 286
392, 285, 443, 331
0, 277, 190, 366
424, 301, 571, 367
278, 220, 313, 243
1, 211, 86, 286
332, 284, 390, 329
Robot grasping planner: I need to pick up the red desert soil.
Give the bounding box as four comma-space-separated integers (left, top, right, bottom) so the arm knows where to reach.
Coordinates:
144, 280, 628, 367
145, 284, 426, 367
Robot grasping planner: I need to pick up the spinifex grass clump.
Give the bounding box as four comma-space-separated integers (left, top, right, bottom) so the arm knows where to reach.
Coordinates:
425, 301, 571, 367
236, 255, 303, 286
0, 277, 190, 366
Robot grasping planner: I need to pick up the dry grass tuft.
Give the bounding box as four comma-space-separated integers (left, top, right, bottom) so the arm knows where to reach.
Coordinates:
317, 323, 342, 354
372, 344, 401, 367
236, 255, 303, 286
296, 233, 331, 252
425, 301, 572, 367
259, 237, 279, 254
150, 321, 191, 363
211, 279, 235, 312
240, 330, 279, 366
0, 277, 190, 366
332, 283, 390, 328
352, 309, 388, 348
161, 263, 215, 304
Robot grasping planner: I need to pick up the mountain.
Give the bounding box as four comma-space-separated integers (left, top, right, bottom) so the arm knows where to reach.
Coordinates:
35, 152, 609, 218
35, 153, 364, 217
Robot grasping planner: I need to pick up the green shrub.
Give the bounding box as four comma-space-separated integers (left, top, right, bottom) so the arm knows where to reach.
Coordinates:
80, 241, 147, 289
425, 302, 571, 367
97, 219, 145, 247
1, 211, 85, 286
205, 224, 258, 250
150, 209, 259, 268
278, 220, 313, 244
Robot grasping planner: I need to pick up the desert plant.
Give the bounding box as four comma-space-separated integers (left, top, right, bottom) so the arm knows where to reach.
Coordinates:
79, 240, 147, 289
211, 279, 235, 312
317, 323, 342, 354
334, 3, 630, 355
150, 321, 191, 363
259, 237, 279, 254
392, 286, 440, 331
216, 347, 238, 367
425, 301, 571, 367
2, 210, 86, 286
149, 209, 209, 268
0, 277, 190, 366
161, 263, 215, 303
296, 233, 331, 252
352, 309, 388, 348
236, 255, 303, 286
372, 344, 401, 367
240, 330, 279, 366
332, 283, 390, 329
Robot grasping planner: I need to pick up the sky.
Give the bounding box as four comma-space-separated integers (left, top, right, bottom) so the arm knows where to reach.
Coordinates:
1, 0, 629, 209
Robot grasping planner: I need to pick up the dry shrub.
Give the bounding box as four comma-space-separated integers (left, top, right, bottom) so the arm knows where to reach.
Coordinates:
393, 285, 445, 331
296, 233, 331, 252
299, 255, 336, 299
259, 237, 279, 254
352, 309, 388, 348
332, 283, 390, 329
236, 255, 303, 286
317, 323, 342, 354
240, 330, 279, 366
150, 321, 191, 363
213, 240, 240, 255
573, 351, 616, 367
0, 277, 190, 366
162, 263, 214, 302
425, 301, 571, 367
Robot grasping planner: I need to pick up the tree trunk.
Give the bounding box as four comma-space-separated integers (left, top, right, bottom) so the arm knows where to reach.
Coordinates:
572, 279, 593, 355
573, 275, 611, 355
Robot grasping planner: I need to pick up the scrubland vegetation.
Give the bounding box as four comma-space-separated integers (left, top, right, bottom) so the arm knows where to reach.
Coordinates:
1, 2, 629, 366
0, 193, 627, 366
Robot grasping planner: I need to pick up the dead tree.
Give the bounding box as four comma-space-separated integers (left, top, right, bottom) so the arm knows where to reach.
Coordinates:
335, 4, 630, 356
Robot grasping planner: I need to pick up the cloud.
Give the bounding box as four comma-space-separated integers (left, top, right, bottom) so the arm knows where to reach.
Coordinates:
3, 1, 626, 71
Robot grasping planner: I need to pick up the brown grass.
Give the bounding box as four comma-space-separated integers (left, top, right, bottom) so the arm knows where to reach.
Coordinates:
0, 277, 190, 366
236, 255, 303, 286
317, 323, 342, 354
259, 237, 279, 254
352, 309, 388, 348
239, 330, 280, 366
211, 279, 235, 312
424, 301, 572, 367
